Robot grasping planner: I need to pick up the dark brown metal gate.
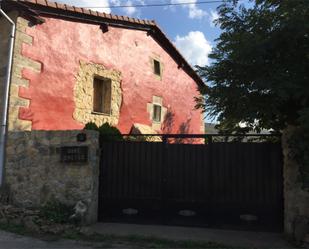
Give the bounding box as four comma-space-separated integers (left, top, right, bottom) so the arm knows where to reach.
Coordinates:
98, 135, 283, 231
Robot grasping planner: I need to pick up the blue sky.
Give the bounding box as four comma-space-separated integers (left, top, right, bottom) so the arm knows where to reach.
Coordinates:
57, 0, 223, 67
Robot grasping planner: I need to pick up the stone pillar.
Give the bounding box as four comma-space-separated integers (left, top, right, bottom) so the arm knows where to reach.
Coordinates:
5, 130, 100, 224
282, 126, 309, 243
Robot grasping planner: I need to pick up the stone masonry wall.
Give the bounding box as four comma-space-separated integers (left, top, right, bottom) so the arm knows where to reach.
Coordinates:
0, 12, 18, 127
282, 127, 309, 242
73, 61, 122, 127
5, 130, 100, 224
7, 14, 42, 131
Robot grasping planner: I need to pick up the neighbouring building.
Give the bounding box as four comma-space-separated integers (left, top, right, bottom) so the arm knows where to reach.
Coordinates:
0, 0, 205, 134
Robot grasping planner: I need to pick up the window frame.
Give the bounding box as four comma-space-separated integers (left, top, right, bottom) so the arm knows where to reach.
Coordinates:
92, 76, 112, 115
152, 104, 162, 123
153, 59, 161, 76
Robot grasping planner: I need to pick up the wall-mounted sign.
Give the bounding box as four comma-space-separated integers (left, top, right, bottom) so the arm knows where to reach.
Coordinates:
60, 146, 88, 163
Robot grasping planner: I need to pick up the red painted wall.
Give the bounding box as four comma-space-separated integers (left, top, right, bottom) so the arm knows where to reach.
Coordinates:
18, 17, 202, 134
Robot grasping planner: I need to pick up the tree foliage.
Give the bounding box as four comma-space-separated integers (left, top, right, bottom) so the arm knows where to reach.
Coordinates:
196, 0, 309, 188
196, 0, 309, 133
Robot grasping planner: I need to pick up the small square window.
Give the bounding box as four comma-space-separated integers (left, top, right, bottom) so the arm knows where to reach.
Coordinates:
153, 104, 161, 122
153, 59, 161, 76
93, 77, 112, 114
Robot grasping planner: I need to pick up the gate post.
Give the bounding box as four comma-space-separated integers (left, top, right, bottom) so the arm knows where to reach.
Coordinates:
207, 135, 214, 221
161, 135, 169, 223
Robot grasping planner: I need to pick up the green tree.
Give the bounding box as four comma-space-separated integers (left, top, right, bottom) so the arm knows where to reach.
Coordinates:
196, 0, 309, 187
196, 0, 309, 133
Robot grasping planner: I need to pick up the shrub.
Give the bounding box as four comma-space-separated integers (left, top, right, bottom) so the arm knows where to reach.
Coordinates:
84, 122, 98, 131
84, 122, 123, 142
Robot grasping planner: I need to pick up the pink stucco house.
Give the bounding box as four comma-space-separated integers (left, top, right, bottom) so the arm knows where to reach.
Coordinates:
0, 0, 204, 134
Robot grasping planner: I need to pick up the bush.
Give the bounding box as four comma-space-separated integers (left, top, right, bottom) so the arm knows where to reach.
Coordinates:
84, 122, 98, 131
84, 122, 123, 142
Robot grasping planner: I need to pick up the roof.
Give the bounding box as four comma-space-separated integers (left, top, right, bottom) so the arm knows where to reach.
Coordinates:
1, 0, 205, 87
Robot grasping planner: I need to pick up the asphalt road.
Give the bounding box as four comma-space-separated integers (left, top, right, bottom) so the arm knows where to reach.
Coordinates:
0, 225, 295, 249
0, 230, 116, 249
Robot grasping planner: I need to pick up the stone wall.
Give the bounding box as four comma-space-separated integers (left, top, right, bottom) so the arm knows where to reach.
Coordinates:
282, 127, 309, 243
8, 15, 42, 131
5, 130, 100, 224
0, 12, 42, 131
0, 12, 18, 126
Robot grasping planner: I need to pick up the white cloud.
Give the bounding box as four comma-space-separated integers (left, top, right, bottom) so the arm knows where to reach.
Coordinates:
57, 0, 111, 13
188, 6, 207, 19
174, 31, 212, 66
209, 10, 219, 27
123, 0, 137, 15
171, 0, 207, 20
110, 0, 143, 16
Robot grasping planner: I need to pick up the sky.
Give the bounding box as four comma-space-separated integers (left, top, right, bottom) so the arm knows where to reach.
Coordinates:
56, 0, 223, 68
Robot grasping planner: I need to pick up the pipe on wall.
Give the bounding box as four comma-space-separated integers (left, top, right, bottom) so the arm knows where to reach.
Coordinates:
0, 6, 16, 186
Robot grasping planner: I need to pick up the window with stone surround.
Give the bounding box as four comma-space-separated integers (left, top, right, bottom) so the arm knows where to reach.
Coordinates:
153, 104, 162, 122
93, 77, 112, 115
147, 96, 167, 131
153, 59, 161, 76
74, 61, 122, 127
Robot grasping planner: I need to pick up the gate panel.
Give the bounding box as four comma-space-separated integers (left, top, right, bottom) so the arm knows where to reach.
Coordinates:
210, 143, 283, 227
165, 144, 210, 203
99, 141, 164, 220
98, 138, 283, 231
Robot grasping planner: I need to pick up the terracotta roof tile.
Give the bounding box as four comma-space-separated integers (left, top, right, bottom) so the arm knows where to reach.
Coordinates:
56, 2, 65, 10
83, 8, 91, 15
46, 0, 56, 8
65, 4, 74, 12
74, 7, 83, 13
35, 0, 46, 6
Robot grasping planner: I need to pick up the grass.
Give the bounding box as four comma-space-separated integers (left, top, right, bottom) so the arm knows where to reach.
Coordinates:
0, 222, 232, 248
